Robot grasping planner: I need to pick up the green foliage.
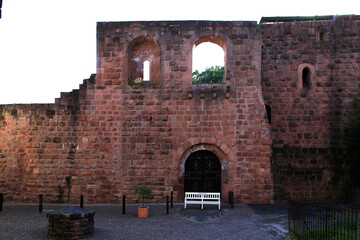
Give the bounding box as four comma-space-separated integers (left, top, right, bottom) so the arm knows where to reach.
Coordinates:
133, 77, 143, 84
192, 66, 224, 84
293, 219, 360, 239
129, 78, 160, 88
135, 186, 154, 207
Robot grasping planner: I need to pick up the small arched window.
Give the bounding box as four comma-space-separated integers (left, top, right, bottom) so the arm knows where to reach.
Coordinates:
298, 64, 314, 97
302, 67, 311, 90
265, 105, 271, 124
143, 60, 150, 81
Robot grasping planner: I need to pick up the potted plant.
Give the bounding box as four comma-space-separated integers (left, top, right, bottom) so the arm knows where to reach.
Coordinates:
135, 186, 154, 218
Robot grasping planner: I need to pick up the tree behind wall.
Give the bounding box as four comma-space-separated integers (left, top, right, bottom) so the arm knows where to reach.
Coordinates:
192, 66, 224, 84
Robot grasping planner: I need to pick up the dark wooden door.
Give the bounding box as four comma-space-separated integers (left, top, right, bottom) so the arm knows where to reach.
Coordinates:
184, 150, 221, 193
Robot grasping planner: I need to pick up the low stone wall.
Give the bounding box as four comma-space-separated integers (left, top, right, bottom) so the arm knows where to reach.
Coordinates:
47, 206, 95, 239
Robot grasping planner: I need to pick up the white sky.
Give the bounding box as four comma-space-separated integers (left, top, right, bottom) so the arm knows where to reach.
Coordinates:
0, 0, 358, 104
193, 42, 225, 73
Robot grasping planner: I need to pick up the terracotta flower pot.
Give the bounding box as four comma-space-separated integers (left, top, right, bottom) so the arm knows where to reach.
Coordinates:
138, 207, 149, 218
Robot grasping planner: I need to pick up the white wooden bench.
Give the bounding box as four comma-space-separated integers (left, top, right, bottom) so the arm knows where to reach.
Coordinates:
184, 192, 221, 209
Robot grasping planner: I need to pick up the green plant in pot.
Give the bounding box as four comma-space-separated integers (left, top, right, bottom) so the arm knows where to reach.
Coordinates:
135, 186, 154, 218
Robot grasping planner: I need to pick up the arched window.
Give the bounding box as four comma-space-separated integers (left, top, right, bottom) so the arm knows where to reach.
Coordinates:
192, 35, 226, 84
302, 67, 311, 90
298, 64, 314, 97
143, 60, 150, 81
265, 105, 271, 124
128, 36, 160, 84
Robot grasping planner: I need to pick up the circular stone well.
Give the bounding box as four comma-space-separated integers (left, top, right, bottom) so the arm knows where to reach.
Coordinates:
47, 206, 95, 239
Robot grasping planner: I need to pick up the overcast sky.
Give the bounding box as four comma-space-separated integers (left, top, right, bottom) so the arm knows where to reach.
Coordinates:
0, 0, 358, 104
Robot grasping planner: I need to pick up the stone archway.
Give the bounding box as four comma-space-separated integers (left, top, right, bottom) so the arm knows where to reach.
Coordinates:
176, 142, 232, 201
184, 150, 221, 193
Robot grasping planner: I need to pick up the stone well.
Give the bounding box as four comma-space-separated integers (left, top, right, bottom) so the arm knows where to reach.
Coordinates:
47, 206, 95, 239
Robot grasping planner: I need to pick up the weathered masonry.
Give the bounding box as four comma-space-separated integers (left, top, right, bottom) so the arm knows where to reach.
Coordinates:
0, 16, 359, 204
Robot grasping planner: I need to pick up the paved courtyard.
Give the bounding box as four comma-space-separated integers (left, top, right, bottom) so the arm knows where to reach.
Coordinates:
0, 203, 288, 240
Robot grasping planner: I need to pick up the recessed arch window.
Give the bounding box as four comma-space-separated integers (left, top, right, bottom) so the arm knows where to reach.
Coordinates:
302, 67, 311, 90
265, 105, 271, 124
192, 35, 226, 84
298, 63, 315, 97
128, 36, 160, 84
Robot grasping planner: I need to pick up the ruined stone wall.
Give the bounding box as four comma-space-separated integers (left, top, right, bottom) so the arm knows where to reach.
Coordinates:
0, 75, 100, 203
95, 21, 273, 203
260, 15, 360, 200
0, 21, 273, 204
2, 17, 358, 204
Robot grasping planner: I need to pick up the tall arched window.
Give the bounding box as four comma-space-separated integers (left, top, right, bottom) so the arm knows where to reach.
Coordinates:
192, 35, 226, 84
302, 67, 311, 90
143, 60, 150, 81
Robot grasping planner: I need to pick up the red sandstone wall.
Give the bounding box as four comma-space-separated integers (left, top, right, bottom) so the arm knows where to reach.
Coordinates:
0, 21, 273, 204
4, 16, 358, 204
94, 21, 273, 204
260, 15, 360, 200
0, 75, 99, 203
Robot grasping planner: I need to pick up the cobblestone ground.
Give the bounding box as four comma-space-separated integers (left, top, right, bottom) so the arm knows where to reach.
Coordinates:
0, 204, 288, 240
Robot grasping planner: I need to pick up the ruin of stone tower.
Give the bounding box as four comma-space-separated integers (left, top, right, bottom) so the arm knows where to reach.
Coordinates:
0, 15, 359, 203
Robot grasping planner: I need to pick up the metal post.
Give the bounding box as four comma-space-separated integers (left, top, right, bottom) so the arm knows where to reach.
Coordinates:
166, 195, 169, 215
355, 210, 358, 240
288, 200, 291, 236
347, 208, 350, 240
228, 191, 230, 206
39, 194, 43, 213
80, 195, 84, 209
122, 195, 125, 215
170, 191, 173, 208
0, 193, 3, 211
232, 191, 234, 208
228, 191, 234, 209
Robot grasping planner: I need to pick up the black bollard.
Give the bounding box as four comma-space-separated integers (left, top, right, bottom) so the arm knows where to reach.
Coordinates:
170, 191, 173, 208
0, 193, 3, 211
166, 195, 169, 215
230, 191, 234, 209
39, 194, 43, 213
80, 195, 84, 209
122, 195, 125, 215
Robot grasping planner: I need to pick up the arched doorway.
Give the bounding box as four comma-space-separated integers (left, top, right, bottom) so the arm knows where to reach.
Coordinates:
184, 150, 221, 193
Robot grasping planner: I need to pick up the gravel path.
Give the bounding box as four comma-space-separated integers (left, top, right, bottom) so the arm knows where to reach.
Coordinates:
0, 203, 288, 240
